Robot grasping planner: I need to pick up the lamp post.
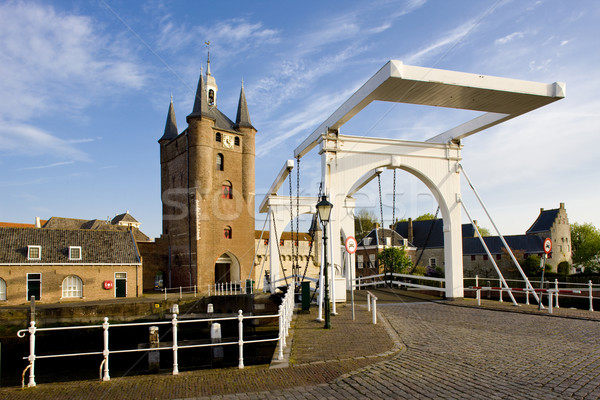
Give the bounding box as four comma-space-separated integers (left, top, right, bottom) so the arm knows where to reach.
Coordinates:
316, 195, 333, 329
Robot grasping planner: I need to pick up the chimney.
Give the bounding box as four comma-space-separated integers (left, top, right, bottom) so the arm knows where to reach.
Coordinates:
560, 202, 565, 209
408, 218, 414, 244
35, 217, 41, 228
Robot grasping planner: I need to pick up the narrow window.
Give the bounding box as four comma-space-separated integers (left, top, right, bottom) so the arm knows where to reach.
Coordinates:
0, 278, 6, 301
357, 254, 364, 269
27, 273, 41, 301
234, 136, 240, 146
69, 246, 82, 260
224, 226, 232, 239
496, 254, 501, 261
264, 239, 269, 245
222, 181, 233, 199
470, 255, 476, 261
216, 153, 224, 171
280, 239, 285, 246
28, 245, 41, 260
216, 132, 221, 142
208, 89, 215, 105
62, 275, 83, 298
429, 257, 437, 267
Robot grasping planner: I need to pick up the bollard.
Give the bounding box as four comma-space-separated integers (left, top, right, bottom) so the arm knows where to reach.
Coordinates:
148, 326, 160, 373
367, 293, 371, 312
372, 296, 378, 325
526, 288, 530, 305
548, 291, 553, 314
278, 304, 284, 360
211, 322, 223, 363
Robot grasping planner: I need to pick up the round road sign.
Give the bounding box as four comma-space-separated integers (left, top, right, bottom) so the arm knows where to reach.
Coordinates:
345, 236, 357, 254
543, 238, 552, 254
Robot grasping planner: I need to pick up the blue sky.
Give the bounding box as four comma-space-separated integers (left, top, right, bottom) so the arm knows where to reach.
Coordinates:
1, 0, 599, 239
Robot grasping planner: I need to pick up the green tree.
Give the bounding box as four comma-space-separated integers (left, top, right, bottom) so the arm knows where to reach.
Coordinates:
477, 226, 491, 237
377, 247, 413, 275
571, 222, 600, 272
354, 208, 377, 241
415, 213, 436, 221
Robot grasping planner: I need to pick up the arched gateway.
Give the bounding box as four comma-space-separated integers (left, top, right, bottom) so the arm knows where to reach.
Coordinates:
262, 60, 564, 299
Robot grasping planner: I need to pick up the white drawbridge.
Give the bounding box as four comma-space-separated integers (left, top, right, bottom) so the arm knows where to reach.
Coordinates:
260, 60, 565, 300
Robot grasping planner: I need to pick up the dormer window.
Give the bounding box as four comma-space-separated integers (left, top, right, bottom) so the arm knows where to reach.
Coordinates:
28, 245, 41, 260
69, 246, 82, 260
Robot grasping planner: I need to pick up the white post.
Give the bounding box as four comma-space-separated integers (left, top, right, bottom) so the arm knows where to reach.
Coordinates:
589, 280, 594, 312
194, 285, 197, 297
164, 287, 167, 301
526, 287, 530, 305
102, 317, 110, 381
475, 275, 480, 305
172, 313, 179, 375
27, 321, 36, 387
372, 296, 377, 325
548, 291, 553, 314
367, 292, 371, 312
554, 279, 560, 309
179, 286, 182, 299
238, 310, 244, 369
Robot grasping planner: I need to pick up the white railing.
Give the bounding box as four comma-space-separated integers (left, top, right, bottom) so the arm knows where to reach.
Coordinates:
355, 272, 445, 292
18, 284, 296, 388
161, 285, 198, 300
466, 276, 598, 313
209, 281, 254, 296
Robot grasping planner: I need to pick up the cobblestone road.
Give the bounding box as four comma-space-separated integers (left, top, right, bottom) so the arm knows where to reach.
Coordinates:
198, 301, 600, 399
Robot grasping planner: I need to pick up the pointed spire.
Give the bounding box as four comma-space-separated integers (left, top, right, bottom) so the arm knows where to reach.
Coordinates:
235, 80, 254, 130
187, 67, 209, 120
159, 96, 178, 142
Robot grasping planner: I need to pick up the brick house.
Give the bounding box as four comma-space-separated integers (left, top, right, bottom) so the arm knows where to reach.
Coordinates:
355, 227, 416, 278
0, 227, 142, 305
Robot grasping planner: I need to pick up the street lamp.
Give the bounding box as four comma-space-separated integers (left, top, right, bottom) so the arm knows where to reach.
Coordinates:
316, 195, 333, 329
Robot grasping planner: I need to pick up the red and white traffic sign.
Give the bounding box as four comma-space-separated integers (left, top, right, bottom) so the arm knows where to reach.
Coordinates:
543, 238, 552, 254
345, 236, 357, 254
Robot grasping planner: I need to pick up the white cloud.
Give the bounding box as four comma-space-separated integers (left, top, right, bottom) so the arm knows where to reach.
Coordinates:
495, 31, 525, 45
0, 122, 90, 161
0, 1, 148, 160
18, 161, 75, 171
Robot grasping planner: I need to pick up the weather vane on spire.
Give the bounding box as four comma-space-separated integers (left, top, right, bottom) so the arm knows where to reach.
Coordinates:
205, 41, 211, 62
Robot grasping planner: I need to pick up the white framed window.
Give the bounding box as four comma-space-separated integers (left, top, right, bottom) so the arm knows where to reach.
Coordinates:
62, 275, 83, 298
0, 278, 6, 301
357, 254, 364, 269
69, 246, 82, 260
28, 245, 41, 260
369, 254, 376, 268
429, 257, 437, 267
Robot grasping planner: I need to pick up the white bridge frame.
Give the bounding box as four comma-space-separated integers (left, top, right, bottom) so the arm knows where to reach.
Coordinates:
261, 60, 565, 299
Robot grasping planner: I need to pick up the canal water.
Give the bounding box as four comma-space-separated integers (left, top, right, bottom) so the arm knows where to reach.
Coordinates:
1, 317, 278, 387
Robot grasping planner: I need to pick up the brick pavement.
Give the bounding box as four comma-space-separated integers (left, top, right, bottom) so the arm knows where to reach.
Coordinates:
2, 292, 600, 399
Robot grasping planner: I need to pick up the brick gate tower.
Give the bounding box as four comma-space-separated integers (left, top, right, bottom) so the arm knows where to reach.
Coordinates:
158, 54, 256, 289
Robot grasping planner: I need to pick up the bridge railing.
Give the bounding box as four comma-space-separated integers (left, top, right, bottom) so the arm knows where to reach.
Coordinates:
17, 284, 295, 388
355, 272, 445, 293
465, 275, 598, 312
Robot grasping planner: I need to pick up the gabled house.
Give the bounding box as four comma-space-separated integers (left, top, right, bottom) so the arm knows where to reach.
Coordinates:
355, 227, 416, 278
0, 227, 142, 305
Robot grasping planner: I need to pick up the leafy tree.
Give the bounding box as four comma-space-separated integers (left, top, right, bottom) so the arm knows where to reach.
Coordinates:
521, 255, 542, 276
377, 246, 413, 275
354, 208, 378, 241
415, 213, 436, 221
477, 226, 492, 237
571, 222, 600, 272
557, 261, 570, 275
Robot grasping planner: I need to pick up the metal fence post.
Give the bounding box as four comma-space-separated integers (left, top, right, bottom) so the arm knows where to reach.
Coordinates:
367, 293, 371, 312
278, 304, 284, 360
172, 313, 179, 375
102, 317, 110, 381
555, 279, 560, 309
27, 321, 36, 387
238, 310, 244, 369
526, 288, 530, 305
590, 280, 594, 312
